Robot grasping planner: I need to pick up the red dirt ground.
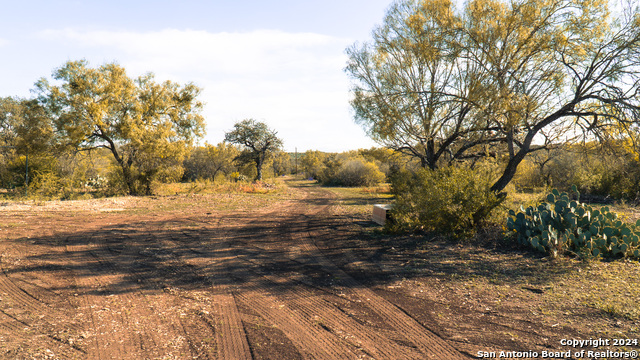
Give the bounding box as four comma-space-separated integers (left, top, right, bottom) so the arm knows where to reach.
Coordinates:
1, 181, 637, 359
0, 183, 470, 359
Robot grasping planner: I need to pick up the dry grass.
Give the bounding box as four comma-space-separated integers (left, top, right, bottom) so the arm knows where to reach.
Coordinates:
153, 177, 288, 196
0, 178, 293, 218
326, 184, 393, 220
330, 185, 640, 352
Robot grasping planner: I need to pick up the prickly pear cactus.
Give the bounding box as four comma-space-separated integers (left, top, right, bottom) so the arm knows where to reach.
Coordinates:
506, 186, 640, 259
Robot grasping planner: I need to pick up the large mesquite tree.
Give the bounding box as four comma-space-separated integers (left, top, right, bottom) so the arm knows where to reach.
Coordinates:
346, 0, 483, 170
346, 0, 640, 192
36, 60, 205, 195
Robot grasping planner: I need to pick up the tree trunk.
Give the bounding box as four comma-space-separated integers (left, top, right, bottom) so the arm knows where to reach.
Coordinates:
110, 149, 138, 195
426, 139, 436, 170
104, 139, 139, 195
491, 131, 535, 192
120, 163, 137, 195
144, 179, 152, 196
417, 140, 437, 170
255, 157, 263, 181
490, 153, 525, 193
419, 155, 437, 170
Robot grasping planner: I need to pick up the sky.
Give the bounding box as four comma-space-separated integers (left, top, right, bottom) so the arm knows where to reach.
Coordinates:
0, 0, 398, 152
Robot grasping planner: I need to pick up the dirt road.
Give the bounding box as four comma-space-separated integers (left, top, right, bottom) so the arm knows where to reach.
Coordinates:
0, 183, 469, 359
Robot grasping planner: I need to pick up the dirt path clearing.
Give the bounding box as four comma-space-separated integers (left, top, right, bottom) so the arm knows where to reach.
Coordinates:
0, 183, 468, 359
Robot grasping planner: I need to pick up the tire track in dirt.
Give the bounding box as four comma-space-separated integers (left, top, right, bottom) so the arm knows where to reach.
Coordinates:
230, 213, 354, 358
64, 226, 208, 359
0, 248, 86, 358
232, 238, 423, 358
65, 238, 127, 360
281, 187, 469, 359
0, 183, 469, 359
235, 290, 360, 359
0, 270, 44, 313
142, 215, 257, 360
207, 203, 374, 359
231, 255, 364, 360
211, 293, 252, 360
290, 236, 467, 358
154, 219, 252, 360
186, 199, 319, 359
0, 308, 23, 333
216, 186, 463, 359
237, 270, 424, 359
88, 225, 217, 359
117, 227, 216, 359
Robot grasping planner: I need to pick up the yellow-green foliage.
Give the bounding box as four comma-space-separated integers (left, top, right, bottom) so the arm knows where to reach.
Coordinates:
389, 166, 503, 234
182, 142, 240, 181
335, 159, 385, 187
317, 156, 385, 187
511, 143, 640, 200
37, 60, 204, 195
300, 150, 327, 180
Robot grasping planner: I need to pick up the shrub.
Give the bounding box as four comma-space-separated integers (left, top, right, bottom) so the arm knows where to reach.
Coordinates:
104, 166, 128, 196
388, 166, 504, 235
332, 159, 385, 187
28, 171, 62, 199
300, 150, 327, 179
316, 157, 385, 187
313, 155, 339, 184
341, 160, 385, 186
512, 143, 640, 201
507, 187, 640, 259
230, 172, 248, 182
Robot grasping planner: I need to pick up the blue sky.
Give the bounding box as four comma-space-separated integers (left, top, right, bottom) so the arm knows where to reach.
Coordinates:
0, 0, 396, 152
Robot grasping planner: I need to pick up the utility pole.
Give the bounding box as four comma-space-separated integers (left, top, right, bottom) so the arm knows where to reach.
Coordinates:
295, 147, 298, 175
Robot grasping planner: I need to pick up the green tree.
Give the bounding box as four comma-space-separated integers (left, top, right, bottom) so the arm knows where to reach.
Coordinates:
0, 97, 54, 154
0, 97, 21, 150
0, 97, 55, 189
224, 119, 283, 181
346, 0, 475, 170
183, 142, 239, 181
347, 0, 640, 193
300, 150, 327, 179
271, 150, 291, 177
460, 0, 639, 192
36, 60, 205, 195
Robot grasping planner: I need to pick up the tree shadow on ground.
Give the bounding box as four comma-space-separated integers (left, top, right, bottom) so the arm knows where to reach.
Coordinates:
308, 212, 583, 290
1, 187, 577, 302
